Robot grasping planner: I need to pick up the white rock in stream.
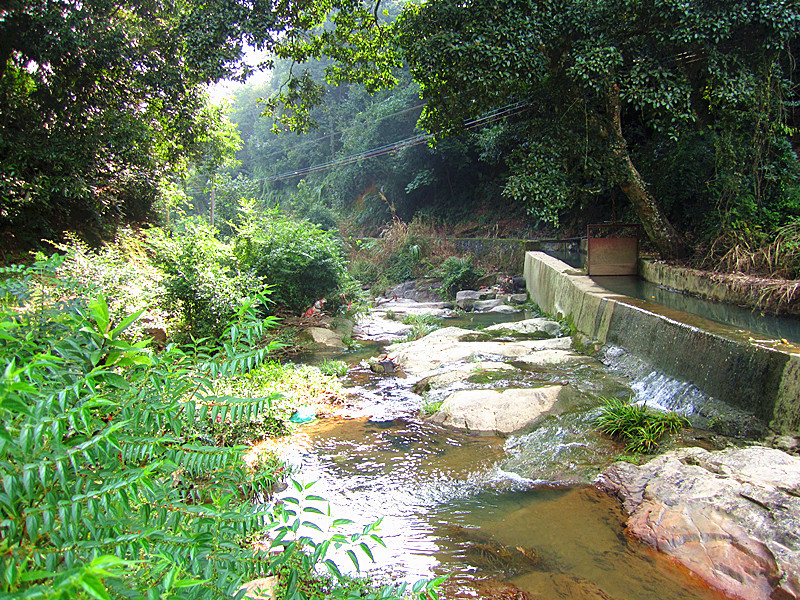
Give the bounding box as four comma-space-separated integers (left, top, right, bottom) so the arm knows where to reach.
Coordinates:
485, 317, 563, 337
389, 327, 574, 376
431, 386, 564, 434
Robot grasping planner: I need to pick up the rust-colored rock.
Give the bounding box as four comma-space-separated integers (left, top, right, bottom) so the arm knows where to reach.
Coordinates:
598, 447, 800, 600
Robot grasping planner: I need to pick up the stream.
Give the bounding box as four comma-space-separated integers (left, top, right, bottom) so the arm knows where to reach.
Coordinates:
280, 309, 731, 600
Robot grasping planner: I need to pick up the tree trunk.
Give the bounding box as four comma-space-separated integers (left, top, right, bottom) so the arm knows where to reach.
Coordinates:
607, 83, 686, 259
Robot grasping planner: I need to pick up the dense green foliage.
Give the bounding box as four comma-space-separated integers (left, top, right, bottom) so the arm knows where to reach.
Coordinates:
223, 61, 533, 241
148, 221, 270, 339
0, 0, 398, 251
233, 208, 355, 314
395, 0, 800, 259
437, 257, 484, 299
0, 256, 441, 599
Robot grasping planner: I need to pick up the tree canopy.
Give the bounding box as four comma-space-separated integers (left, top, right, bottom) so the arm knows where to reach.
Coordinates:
395, 0, 800, 258
0, 0, 397, 250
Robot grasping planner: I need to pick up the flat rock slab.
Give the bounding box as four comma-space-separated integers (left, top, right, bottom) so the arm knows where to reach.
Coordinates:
390, 328, 576, 376
516, 349, 592, 366
486, 317, 563, 338
305, 327, 346, 348
430, 386, 564, 433
415, 361, 514, 392
598, 446, 800, 600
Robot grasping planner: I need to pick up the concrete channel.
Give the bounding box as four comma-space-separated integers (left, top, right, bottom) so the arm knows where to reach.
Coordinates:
523, 251, 800, 435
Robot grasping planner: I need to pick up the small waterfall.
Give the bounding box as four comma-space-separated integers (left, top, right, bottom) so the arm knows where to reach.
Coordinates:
600, 345, 768, 438
630, 371, 707, 414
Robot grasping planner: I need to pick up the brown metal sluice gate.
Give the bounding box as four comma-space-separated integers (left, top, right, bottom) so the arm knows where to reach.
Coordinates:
586, 223, 640, 276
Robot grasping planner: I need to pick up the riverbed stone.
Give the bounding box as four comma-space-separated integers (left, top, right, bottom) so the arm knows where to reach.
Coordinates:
456, 289, 496, 310
386, 278, 445, 302
516, 349, 592, 366
304, 326, 346, 348
430, 386, 564, 433
239, 576, 277, 600
390, 328, 576, 376
473, 298, 505, 311
414, 361, 514, 393
597, 446, 800, 600
486, 317, 563, 338
488, 304, 520, 313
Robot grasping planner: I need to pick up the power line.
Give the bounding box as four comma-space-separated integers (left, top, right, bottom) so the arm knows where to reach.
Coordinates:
260, 99, 535, 183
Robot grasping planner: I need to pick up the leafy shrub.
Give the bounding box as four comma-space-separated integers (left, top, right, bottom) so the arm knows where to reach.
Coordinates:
595, 397, 690, 454
148, 220, 269, 340
234, 209, 350, 313
0, 258, 440, 600
438, 255, 484, 299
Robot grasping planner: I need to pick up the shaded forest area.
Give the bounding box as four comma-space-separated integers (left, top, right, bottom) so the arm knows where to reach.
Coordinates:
1, 0, 799, 274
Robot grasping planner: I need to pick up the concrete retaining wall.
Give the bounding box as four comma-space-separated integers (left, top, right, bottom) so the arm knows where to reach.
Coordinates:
524, 251, 800, 435
639, 259, 800, 317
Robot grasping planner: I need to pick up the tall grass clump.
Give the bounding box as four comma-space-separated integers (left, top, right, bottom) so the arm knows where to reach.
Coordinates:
595, 397, 690, 454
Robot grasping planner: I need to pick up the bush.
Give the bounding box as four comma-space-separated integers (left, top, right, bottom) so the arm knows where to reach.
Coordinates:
0, 257, 441, 599
438, 255, 484, 299
148, 220, 269, 340
234, 209, 350, 313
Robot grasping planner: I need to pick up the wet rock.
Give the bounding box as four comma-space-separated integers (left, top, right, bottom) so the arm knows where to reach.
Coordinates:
488, 304, 521, 313
509, 293, 529, 305
390, 328, 575, 376
413, 361, 514, 393
474, 298, 506, 311
304, 326, 346, 349
516, 349, 592, 366
457, 289, 497, 310
765, 434, 800, 456
597, 446, 800, 600
430, 386, 564, 433
486, 318, 563, 338
372, 297, 453, 317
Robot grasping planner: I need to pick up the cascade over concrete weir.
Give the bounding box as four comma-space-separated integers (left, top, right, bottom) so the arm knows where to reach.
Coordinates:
524, 251, 800, 436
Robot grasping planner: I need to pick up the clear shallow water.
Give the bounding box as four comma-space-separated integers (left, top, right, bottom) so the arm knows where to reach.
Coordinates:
279, 305, 731, 600
281, 415, 727, 600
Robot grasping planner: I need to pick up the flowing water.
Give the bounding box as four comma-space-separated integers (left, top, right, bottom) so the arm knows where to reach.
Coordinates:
277, 310, 733, 600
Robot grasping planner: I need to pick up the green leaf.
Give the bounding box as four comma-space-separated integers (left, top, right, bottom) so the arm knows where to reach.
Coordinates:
79, 574, 112, 600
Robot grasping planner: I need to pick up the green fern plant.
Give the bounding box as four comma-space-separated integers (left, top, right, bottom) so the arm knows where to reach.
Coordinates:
0, 256, 441, 600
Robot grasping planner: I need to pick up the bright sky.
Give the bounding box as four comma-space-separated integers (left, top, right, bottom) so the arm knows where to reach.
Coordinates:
206, 46, 273, 104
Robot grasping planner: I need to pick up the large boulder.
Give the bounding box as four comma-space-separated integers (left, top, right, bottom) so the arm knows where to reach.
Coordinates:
598, 446, 800, 600
386, 278, 445, 302
456, 289, 496, 310
430, 386, 564, 434
389, 328, 574, 376
485, 317, 563, 338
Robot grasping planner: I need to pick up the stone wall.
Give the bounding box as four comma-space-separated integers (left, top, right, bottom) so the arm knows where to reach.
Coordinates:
524, 251, 800, 435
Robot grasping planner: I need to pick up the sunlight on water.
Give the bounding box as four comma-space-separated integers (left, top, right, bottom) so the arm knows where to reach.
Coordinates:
277, 417, 729, 600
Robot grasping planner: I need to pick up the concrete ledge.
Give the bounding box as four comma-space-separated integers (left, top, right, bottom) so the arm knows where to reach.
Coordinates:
640, 258, 800, 317
524, 251, 800, 435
